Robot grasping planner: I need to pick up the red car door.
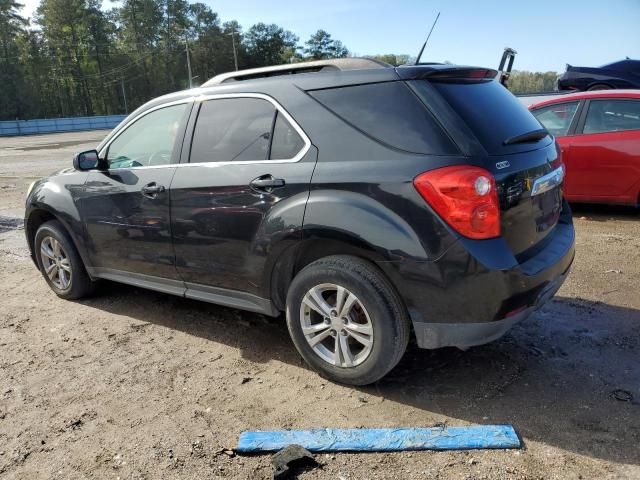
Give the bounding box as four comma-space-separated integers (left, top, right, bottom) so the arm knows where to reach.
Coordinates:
564, 99, 640, 204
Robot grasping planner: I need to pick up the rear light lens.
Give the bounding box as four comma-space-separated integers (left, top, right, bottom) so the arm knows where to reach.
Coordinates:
427, 68, 498, 80
413, 166, 500, 239
551, 141, 564, 170
550, 144, 566, 196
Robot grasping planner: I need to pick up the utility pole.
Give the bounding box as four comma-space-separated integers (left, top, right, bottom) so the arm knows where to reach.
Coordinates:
120, 78, 128, 114
228, 29, 239, 71
185, 40, 193, 88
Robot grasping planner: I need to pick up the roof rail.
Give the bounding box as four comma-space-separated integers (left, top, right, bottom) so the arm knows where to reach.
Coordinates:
201, 57, 391, 87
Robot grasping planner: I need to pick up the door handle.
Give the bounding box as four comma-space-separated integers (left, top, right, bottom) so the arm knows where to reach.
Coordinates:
141, 182, 166, 198
250, 175, 285, 192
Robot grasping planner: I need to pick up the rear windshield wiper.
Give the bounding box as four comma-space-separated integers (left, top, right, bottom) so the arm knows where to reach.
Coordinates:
503, 128, 549, 146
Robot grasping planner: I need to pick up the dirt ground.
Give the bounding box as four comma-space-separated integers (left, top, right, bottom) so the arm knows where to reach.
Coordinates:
1, 131, 639, 480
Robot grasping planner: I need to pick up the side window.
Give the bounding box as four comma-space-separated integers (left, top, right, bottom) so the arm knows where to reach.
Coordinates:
583, 100, 640, 134
107, 103, 188, 168
532, 102, 579, 137
270, 112, 305, 159
190, 98, 275, 163
309, 81, 459, 155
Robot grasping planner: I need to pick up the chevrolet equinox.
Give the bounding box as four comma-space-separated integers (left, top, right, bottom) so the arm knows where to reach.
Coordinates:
25, 58, 575, 385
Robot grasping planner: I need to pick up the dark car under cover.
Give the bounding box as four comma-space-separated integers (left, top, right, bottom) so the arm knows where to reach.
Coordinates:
557, 59, 640, 91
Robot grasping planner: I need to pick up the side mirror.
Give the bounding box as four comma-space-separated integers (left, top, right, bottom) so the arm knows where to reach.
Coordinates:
73, 150, 101, 171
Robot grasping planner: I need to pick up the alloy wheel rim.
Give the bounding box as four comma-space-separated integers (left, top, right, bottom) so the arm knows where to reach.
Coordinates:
300, 283, 374, 368
40, 236, 72, 291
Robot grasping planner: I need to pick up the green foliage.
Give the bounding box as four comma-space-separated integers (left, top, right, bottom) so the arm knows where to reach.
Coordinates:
244, 22, 298, 67
304, 29, 348, 60
0, 0, 28, 117
1, 2, 559, 121
367, 54, 410, 66
0, 1, 353, 120
507, 70, 559, 94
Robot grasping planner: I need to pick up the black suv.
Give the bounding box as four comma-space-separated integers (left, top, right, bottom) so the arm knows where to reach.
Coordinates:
25, 58, 574, 385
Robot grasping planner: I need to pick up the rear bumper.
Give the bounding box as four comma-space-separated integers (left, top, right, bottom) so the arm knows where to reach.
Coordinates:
378, 204, 575, 349
413, 262, 570, 349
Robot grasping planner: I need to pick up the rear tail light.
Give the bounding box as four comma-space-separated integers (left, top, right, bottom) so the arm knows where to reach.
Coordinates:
551, 141, 564, 170
550, 144, 566, 198
426, 68, 498, 81
413, 166, 500, 239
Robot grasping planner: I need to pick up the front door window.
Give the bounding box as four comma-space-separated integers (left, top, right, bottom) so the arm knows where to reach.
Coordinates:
107, 104, 189, 168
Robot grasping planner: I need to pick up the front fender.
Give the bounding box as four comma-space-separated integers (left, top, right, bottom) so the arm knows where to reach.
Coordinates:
25, 170, 91, 269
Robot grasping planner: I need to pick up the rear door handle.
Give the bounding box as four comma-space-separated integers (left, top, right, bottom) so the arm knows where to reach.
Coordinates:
141, 182, 165, 198
250, 175, 285, 192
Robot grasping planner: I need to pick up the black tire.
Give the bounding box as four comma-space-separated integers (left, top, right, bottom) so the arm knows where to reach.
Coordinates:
34, 220, 95, 300
587, 84, 612, 91
285, 255, 410, 385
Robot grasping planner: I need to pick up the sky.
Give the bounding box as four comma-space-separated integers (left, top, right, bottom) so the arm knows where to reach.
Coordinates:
18, 0, 640, 73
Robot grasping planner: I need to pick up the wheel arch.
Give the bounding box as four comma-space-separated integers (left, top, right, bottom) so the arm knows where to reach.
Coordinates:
25, 207, 92, 275
26, 208, 57, 266
268, 230, 402, 313
587, 82, 613, 91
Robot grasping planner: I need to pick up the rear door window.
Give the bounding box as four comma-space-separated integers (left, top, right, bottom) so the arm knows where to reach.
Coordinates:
270, 112, 306, 159
583, 99, 640, 134
532, 101, 580, 136
190, 98, 274, 163
309, 81, 459, 155
190, 98, 307, 162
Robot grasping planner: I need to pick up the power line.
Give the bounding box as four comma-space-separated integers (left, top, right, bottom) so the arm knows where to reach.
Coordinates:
46, 51, 161, 82
1, 43, 185, 61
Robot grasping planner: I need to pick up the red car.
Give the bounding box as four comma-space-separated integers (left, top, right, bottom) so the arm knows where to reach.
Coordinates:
530, 90, 640, 206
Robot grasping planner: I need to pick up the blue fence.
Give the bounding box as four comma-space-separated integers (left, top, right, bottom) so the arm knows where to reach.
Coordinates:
0, 115, 127, 137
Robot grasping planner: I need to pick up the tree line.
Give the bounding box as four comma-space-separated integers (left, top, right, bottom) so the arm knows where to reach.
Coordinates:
0, 0, 560, 121
507, 70, 560, 94
0, 0, 355, 120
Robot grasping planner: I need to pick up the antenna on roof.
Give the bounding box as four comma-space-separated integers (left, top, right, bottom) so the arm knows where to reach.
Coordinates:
414, 12, 441, 65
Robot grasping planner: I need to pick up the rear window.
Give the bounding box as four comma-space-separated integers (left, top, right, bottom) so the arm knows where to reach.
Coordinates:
309, 81, 458, 155
431, 80, 547, 154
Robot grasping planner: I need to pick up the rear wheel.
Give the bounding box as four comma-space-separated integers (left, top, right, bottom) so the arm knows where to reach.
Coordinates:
35, 220, 94, 299
285, 255, 410, 385
587, 84, 612, 91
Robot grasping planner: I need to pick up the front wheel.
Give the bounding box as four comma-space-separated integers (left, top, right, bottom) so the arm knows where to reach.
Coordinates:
34, 220, 95, 300
286, 255, 410, 385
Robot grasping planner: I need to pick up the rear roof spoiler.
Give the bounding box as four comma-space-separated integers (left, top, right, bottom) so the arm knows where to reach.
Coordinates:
396, 65, 499, 81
